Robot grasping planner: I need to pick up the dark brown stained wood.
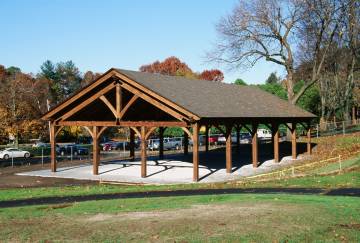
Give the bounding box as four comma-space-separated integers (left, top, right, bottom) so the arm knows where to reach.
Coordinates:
115, 69, 315, 119
291, 122, 297, 159
55, 126, 64, 137
57, 121, 187, 127
205, 125, 209, 152
42, 70, 117, 119
116, 83, 121, 117
99, 95, 117, 118
59, 84, 115, 122
272, 123, 279, 163
113, 71, 200, 121
120, 82, 188, 122
192, 123, 199, 182
130, 126, 141, 137
307, 126, 312, 155
92, 126, 100, 175
181, 127, 192, 138
159, 127, 164, 159
183, 131, 189, 155
119, 95, 138, 119
145, 127, 157, 140
50, 123, 56, 172
251, 123, 258, 168
130, 128, 135, 160
225, 124, 233, 173
141, 126, 147, 178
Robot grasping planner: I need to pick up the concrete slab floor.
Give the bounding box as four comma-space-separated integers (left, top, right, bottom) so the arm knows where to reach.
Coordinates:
17, 155, 302, 184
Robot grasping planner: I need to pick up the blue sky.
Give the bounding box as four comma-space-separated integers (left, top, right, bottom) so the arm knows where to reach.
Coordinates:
0, 0, 281, 84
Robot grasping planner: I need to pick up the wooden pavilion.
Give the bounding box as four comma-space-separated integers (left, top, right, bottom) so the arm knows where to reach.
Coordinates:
42, 68, 316, 181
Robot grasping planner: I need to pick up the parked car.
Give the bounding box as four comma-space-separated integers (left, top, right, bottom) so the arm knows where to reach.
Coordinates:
148, 138, 181, 150
32, 142, 47, 148
240, 132, 252, 144
58, 145, 89, 156
257, 129, 272, 141
217, 132, 252, 145
0, 148, 31, 159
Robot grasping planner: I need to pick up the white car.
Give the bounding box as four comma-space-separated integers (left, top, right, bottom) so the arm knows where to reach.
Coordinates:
257, 129, 272, 141
0, 148, 31, 159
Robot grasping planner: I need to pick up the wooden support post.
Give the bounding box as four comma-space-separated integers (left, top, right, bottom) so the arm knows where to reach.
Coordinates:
225, 125, 233, 173
184, 131, 189, 155
251, 123, 258, 168
159, 127, 164, 159
236, 125, 240, 149
273, 123, 279, 163
192, 123, 199, 182
129, 128, 135, 160
205, 125, 209, 152
307, 124, 312, 155
92, 126, 100, 175
291, 123, 297, 159
141, 126, 147, 178
50, 122, 56, 172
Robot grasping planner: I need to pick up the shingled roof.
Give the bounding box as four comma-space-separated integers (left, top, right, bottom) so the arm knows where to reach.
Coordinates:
115, 69, 315, 119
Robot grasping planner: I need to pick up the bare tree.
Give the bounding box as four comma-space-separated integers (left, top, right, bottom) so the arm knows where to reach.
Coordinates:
210, 0, 346, 105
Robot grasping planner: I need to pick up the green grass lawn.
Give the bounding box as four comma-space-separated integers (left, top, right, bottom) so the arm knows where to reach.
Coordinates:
0, 155, 359, 242
0, 193, 359, 242
0, 156, 359, 202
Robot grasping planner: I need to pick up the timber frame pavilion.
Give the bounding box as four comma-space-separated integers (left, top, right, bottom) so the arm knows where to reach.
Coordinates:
42, 68, 316, 182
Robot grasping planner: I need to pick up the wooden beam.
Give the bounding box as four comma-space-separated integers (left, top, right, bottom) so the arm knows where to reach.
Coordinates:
181, 127, 192, 138
93, 126, 100, 175
43, 70, 116, 120
54, 126, 63, 137
83, 126, 94, 137
291, 122, 297, 159
59, 84, 115, 121
145, 127, 157, 140
97, 126, 107, 139
192, 123, 199, 182
50, 122, 56, 172
99, 95, 117, 118
120, 82, 188, 122
116, 83, 121, 117
119, 95, 138, 119
130, 127, 141, 138
114, 72, 200, 121
307, 125, 312, 155
141, 126, 147, 178
58, 121, 187, 127
225, 124, 233, 173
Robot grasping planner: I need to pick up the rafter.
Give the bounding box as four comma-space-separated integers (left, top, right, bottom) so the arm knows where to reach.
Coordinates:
120, 82, 188, 122
58, 84, 115, 121
99, 95, 117, 118
119, 95, 139, 119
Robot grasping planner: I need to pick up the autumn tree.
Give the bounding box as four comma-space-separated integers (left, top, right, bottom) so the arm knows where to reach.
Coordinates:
140, 56, 224, 81
140, 56, 195, 78
198, 69, 224, 82
82, 71, 102, 87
